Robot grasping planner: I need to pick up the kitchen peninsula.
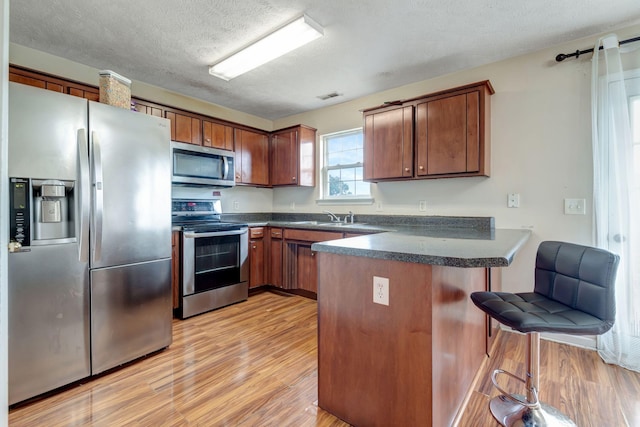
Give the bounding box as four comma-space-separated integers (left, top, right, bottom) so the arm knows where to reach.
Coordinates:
311, 226, 530, 427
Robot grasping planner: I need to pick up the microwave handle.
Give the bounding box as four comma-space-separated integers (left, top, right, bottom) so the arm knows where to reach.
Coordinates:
222, 156, 230, 180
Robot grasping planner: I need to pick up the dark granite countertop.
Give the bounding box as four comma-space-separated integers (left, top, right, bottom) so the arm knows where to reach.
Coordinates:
179, 213, 530, 267
311, 227, 530, 267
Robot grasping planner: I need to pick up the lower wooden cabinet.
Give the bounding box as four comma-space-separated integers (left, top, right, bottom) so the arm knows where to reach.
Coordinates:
249, 227, 267, 289
283, 229, 343, 294
269, 228, 284, 288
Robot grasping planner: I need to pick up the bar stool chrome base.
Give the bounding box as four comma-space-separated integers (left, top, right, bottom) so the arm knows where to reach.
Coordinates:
490, 394, 576, 427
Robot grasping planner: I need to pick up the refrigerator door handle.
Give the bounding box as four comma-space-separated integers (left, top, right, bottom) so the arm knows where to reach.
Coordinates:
77, 129, 90, 262
92, 131, 104, 262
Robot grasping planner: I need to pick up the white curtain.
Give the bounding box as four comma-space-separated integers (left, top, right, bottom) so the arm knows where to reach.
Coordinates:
592, 34, 640, 372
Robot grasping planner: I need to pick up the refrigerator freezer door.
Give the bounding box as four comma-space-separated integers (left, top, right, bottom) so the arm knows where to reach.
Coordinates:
89, 101, 171, 268
8, 244, 90, 405
8, 83, 87, 180
90, 258, 172, 374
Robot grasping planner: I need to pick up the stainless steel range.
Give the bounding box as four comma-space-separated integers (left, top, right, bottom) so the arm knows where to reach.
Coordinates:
172, 192, 249, 319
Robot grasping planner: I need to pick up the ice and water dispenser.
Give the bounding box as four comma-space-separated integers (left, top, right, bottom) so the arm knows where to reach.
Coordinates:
9, 177, 76, 247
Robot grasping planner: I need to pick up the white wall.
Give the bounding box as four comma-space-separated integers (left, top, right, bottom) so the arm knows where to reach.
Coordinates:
9, 23, 640, 351
1, 0, 9, 424
272, 23, 640, 303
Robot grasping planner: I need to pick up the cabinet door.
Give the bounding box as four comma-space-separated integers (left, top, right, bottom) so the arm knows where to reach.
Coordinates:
296, 244, 317, 293
9, 72, 63, 93
363, 105, 413, 180
269, 228, 283, 288
166, 111, 202, 145
68, 87, 100, 102
271, 129, 298, 185
416, 91, 480, 176
132, 99, 163, 117
203, 120, 234, 151
249, 238, 265, 289
235, 129, 269, 186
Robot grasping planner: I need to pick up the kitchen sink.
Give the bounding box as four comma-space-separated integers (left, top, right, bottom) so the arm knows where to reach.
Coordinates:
288, 221, 366, 227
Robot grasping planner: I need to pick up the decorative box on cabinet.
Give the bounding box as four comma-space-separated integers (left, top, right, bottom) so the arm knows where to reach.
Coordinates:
271, 125, 316, 187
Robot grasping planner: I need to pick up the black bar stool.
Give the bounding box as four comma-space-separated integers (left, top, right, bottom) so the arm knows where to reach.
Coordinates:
471, 241, 619, 426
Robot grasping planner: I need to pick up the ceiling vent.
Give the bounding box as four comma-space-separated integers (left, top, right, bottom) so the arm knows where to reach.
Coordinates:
317, 91, 342, 100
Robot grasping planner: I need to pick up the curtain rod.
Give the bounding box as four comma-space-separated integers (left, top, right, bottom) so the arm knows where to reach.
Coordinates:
555, 35, 640, 62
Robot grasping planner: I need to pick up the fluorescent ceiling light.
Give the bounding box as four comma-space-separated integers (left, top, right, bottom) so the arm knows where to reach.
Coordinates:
209, 14, 323, 81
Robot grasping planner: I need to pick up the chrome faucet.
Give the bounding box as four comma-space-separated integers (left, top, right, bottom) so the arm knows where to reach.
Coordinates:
323, 210, 341, 222
345, 211, 355, 224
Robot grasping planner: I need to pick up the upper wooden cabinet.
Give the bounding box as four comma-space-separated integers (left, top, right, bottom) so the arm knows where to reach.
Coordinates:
363, 81, 493, 182
271, 125, 316, 187
203, 119, 234, 151
363, 105, 414, 180
132, 99, 164, 117
9, 65, 100, 101
165, 110, 202, 145
235, 128, 270, 186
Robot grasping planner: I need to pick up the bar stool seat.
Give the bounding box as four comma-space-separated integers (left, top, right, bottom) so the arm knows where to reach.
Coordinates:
471, 241, 619, 427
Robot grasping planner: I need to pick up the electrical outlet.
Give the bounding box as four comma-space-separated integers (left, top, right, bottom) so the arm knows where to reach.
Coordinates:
419, 200, 427, 212
373, 276, 389, 306
507, 193, 520, 208
233, 200, 240, 210
564, 198, 586, 215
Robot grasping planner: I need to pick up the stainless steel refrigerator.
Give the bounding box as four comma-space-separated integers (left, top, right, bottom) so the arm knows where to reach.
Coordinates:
7, 82, 172, 405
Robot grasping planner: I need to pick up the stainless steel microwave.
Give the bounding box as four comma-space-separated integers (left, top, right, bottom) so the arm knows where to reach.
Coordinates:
171, 141, 235, 187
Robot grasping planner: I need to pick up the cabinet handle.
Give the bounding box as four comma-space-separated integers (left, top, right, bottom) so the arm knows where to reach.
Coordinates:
292, 176, 296, 181
419, 165, 424, 170
252, 245, 257, 249
404, 167, 410, 172
311, 252, 315, 257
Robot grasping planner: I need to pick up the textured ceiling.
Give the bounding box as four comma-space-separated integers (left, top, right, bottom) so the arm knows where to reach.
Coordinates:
9, 0, 640, 120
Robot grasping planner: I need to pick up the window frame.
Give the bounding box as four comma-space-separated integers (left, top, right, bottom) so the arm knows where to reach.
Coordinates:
317, 127, 373, 205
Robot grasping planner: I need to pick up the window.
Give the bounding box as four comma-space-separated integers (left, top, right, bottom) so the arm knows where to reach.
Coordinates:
320, 128, 371, 202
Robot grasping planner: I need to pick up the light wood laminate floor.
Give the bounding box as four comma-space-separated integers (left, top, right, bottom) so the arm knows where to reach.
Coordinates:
9, 291, 640, 426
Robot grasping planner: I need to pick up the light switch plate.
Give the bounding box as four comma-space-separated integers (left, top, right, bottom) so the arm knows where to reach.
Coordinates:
564, 198, 586, 215
508, 193, 520, 208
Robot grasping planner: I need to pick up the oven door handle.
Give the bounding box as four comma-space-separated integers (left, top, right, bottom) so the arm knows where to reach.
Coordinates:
183, 228, 248, 239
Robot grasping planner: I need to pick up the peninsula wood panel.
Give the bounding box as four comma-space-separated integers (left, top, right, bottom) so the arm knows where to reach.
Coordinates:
317, 253, 433, 426
431, 265, 486, 426
317, 253, 487, 427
